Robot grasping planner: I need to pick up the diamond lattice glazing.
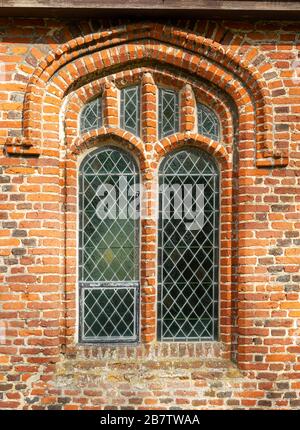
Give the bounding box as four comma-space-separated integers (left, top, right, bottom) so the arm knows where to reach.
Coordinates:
80, 97, 102, 134
197, 103, 220, 141
81, 287, 137, 341
79, 147, 140, 342
158, 148, 219, 341
120, 86, 140, 136
158, 88, 179, 139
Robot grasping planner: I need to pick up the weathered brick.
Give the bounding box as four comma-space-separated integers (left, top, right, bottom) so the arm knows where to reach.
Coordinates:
0, 16, 299, 412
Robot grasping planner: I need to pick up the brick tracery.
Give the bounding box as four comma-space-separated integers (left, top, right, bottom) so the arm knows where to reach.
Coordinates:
64, 68, 233, 151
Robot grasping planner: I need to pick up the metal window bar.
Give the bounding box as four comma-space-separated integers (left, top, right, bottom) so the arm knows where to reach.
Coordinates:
197, 103, 220, 141
158, 88, 179, 139
157, 148, 219, 341
80, 97, 102, 134
120, 86, 140, 137
79, 147, 140, 343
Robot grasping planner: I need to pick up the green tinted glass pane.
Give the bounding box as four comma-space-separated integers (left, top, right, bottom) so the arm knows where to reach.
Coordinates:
80, 97, 102, 134
120, 86, 140, 136
83, 287, 136, 340
79, 147, 139, 282
197, 103, 219, 141
79, 147, 140, 343
157, 148, 219, 341
158, 88, 179, 138
163, 148, 217, 175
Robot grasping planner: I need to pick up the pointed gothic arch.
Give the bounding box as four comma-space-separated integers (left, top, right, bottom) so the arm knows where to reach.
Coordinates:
4, 22, 288, 166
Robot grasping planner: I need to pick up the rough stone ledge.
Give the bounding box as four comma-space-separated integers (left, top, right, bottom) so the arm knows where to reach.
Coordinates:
54, 355, 242, 390
65, 341, 226, 361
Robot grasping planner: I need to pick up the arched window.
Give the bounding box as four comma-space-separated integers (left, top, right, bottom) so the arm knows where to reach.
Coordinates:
157, 148, 219, 341
77, 78, 222, 344
79, 146, 140, 343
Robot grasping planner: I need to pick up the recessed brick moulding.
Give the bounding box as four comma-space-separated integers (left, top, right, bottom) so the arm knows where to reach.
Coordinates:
0, 18, 300, 410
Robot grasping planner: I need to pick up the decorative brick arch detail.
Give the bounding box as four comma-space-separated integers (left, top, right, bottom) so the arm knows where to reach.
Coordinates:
155, 133, 230, 168
57, 41, 250, 154
4, 22, 287, 166
30, 41, 255, 160
64, 67, 234, 152
69, 127, 149, 169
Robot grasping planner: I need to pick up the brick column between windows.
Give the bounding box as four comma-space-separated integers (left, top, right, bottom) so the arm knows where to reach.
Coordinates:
140, 72, 159, 342
103, 81, 118, 128
180, 83, 196, 133
140, 167, 157, 343
141, 72, 158, 148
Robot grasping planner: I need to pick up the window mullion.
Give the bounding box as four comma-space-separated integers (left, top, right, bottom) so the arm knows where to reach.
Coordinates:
180, 84, 196, 133
103, 82, 118, 128
141, 72, 158, 143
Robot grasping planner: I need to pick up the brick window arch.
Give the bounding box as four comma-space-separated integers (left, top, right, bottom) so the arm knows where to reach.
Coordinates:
77, 79, 221, 142
61, 61, 237, 352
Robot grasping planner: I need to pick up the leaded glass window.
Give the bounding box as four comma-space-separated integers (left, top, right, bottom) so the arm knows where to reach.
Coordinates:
157, 148, 219, 341
158, 88, 179, 139
79, 147, 140, 343
120, 86, 140, 136
80, 97, 102, 134
197, 103, 220, 141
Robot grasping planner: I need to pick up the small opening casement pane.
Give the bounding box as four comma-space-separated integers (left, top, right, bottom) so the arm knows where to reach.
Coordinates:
79, 147, 140, 343
80, 97, 102, 134
158, 88, 179, 139
157, 148, 219, 341
120, 86, 140, 136
197, 103, 220, 141
83, 287, 137, 339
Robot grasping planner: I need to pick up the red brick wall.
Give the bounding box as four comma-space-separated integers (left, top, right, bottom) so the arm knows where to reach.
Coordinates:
0, 18, 300, 409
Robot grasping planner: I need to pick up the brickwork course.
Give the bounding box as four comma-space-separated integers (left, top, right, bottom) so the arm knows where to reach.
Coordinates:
0, 17, 300, 410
